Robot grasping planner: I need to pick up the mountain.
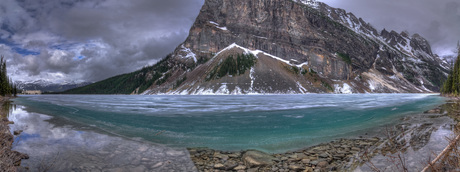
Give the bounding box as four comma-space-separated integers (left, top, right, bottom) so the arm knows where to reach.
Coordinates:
16, 80, 92, 93
64, 0, 450, 95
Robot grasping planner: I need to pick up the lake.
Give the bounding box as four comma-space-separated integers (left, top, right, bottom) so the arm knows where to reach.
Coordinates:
11, 94, 445, 154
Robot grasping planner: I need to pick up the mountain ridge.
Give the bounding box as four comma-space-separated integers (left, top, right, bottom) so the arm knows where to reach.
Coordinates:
64, 0, 449, 95
16, 80, 92, 92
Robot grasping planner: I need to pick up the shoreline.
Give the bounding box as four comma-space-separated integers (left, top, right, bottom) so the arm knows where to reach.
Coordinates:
0, 97, 29, 172
187, 100, 458, 171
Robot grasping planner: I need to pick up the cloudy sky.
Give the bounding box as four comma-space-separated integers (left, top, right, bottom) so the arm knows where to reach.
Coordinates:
0, 0, 459, 83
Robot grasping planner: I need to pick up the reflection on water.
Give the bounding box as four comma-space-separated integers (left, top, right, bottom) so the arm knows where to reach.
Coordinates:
1, 100, 15, 118
8, 105, 197, 171
354, 113, 456, 171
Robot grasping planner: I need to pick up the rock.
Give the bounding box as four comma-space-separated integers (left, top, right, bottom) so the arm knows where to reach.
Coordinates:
360, 142, 372, 147
369, 137, 380, 142
308, 156, 318, 160
299, 153, 308, 159
247, 167, 259, 172
318, 153, 328, 158
289, 164, 305, 171
165, 150, 185, 156
304, 167, 314, 172
333, 154, 345, 160
301, 159, 311, 164
310, 160, 319, 166
214, 152, 229, 161
151, 162, 163, 168
242, 150, 274, 168
424, 108, 441, 114
234, 165, 247, 170
351, 147, 361, 152
224, 161, 239, 170
13, 130, 23, 135
317, 161, 328, 168
340, 145, 350, 149
188, 148, 197, 155
214, 163, 225, 170
228, 152, 241, 158
289, 154, 298, 159
6, 121, 14, 125
288, 158, 298, 162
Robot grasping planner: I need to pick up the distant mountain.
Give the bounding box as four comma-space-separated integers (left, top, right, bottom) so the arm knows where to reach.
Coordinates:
16, 80, 92, 93
65, 0, 449, 95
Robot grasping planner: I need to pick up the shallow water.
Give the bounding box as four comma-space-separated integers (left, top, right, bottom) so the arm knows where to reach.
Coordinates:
9, 106, 197, 171
354, 114, 455, 172
12, 94, 445, 153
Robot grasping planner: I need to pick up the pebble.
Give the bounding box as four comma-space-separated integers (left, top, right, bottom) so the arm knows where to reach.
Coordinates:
234, 165, 246, 170
304, 167, 313, 172
214, 163, 225, 170
318, 153, 328, 158
317, 161, 328, 168
301, 159, 310, 164
151, 162, 163, 168
289, 164, 305, 171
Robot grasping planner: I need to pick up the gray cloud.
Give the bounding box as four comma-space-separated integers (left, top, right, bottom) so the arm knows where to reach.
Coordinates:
321, 0, 460, 57
0, 0, 204, 83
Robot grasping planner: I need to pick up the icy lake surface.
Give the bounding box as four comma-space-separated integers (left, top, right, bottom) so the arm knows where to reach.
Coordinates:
12, 94, 445, 154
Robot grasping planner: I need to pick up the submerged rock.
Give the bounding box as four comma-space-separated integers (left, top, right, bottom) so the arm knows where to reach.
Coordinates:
13, 130, 23, 135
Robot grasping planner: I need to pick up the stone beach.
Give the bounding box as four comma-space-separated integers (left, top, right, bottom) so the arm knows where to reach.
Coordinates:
0, 99, 29, 172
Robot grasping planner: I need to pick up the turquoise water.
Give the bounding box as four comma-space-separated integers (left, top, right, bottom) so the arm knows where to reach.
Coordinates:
14, 94, 445, 153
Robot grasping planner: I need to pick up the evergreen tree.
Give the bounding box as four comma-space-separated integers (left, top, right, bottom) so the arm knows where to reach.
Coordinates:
442, 43, 460, 96
0, 55, 15, 96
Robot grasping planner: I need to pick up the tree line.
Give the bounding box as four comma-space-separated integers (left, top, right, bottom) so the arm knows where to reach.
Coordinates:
441, 43, 460, 96
206, 53, 256, 81
0, 56, 18, 97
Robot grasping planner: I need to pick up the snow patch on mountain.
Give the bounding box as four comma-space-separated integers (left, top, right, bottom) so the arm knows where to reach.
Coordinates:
334, 83, 353, 94
209, 21, 228, 31
16, 80, 92, 92
178, 45, 197, 63
297, 0, 319, 8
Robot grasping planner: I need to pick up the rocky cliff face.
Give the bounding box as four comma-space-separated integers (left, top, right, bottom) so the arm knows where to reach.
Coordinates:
69, 0, 450, 95
138, 0, 449, 94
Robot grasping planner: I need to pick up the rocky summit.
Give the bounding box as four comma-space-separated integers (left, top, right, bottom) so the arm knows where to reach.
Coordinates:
66, 0, 450, 95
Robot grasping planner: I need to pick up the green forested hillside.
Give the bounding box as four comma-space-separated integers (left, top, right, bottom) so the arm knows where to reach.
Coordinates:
63, 55, 172, 94
0, 56, 17, 96
442, 50, 460, 96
